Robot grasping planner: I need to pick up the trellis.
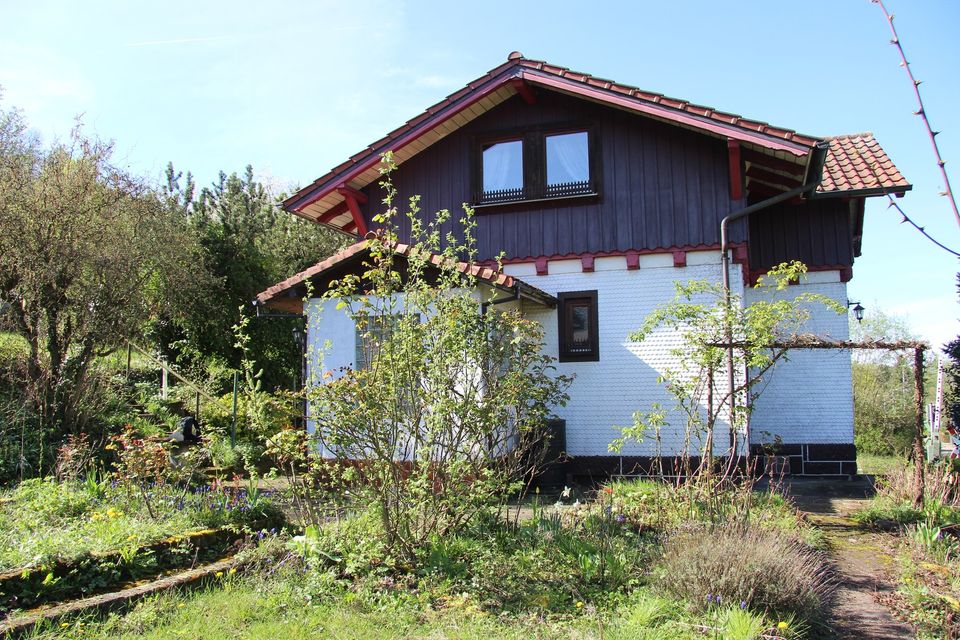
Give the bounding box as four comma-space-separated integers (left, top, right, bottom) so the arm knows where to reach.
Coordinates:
718, 334, 931, 507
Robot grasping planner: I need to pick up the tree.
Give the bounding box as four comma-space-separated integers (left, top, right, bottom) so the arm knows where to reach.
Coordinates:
155, 164, 344, 391
297, 159, 571, 562
849, 309, 922, 455
0, 106, 204, 435
612, 263, 844, 480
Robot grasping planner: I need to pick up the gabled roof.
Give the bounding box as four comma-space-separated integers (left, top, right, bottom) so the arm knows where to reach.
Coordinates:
255, 238, 557, 311
285, 53, 910, 234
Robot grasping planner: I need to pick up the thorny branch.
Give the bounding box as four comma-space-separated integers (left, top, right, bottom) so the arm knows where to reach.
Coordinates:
873, 0, 960, 232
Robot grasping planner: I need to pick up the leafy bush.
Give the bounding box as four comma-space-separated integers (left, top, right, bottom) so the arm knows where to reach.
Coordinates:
656, 523, 834, 623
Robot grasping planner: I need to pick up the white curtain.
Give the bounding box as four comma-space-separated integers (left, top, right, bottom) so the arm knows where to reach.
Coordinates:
482, 140, 523, 192
547, 132, 589, 185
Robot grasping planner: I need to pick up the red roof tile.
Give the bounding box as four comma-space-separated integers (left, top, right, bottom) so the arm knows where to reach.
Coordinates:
818, 133, 911, 194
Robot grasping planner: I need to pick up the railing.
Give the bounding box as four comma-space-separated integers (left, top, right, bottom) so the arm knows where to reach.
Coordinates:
479, 186, 525, 204
545, 179, 592, 198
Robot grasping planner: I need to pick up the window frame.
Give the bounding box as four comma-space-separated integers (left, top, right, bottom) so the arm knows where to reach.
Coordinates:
557, 290, 600, 363
471, 122, 600, 208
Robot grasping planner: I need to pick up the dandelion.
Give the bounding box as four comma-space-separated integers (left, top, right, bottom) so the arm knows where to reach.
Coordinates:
215, 571, 223, 578
777, 621, 789, 630
228, 567, 237, 575
177, 603, 185, 609
575, 601, 584, 609
61, 623, 70, 628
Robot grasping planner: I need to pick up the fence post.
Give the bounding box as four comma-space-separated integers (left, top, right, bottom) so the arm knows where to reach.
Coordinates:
125, 344, 132, 383
231, 372, 238, 448
161, 362, 168, 400
195, 392, 201, 424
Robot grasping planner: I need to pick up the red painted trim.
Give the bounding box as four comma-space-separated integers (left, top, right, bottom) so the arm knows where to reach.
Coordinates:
493, 243, 734, 266
521, 70, 810, 156
839, 266, 853, 282
580, 255, 595, 272
727, 139, 742, 201
336, 184, 369, 205
672, 251, 687, 268
510, 78, 537, 104
625, 250, 640, 270
342, 220, 358, 234
535, 257, 549, 276
318, 202, 348, 224
340, 190, 369, 236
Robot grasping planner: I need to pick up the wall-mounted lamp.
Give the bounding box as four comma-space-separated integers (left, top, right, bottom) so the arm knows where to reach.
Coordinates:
847, 300, 865, 323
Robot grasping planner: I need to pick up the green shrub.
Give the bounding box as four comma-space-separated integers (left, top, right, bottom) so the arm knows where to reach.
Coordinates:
655, 523, 834, 623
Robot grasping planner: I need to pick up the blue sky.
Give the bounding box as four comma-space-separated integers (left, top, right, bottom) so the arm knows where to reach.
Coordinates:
2, 0, 958, 348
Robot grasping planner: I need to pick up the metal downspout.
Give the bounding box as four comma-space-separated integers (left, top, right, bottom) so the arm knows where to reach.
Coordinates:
719, 141, 829, 460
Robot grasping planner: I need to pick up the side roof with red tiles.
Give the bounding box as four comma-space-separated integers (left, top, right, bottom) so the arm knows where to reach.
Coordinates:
255, 238, 555, 307
818, 133, 911, 195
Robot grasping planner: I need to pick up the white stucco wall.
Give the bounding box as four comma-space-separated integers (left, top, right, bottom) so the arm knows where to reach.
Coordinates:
744, 270, 854, 446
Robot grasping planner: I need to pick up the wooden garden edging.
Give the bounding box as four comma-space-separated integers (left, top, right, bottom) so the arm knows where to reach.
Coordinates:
0, 555, 241, 637
0, 527, 241, 617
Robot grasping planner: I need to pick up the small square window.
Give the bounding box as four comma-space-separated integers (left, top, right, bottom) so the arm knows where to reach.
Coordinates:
558, 290, 599, 362
546, 131, 590, 196
482, 139, 524, 202
354, 314, 401, 370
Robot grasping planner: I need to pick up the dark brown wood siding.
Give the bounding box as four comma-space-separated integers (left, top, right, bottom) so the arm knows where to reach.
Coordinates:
359, 89, 853, 270
748, 198, 854, 271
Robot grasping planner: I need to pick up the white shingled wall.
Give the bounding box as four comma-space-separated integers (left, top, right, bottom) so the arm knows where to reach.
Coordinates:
303, 255, 853, 459
505, 250, 742, 458
744, 270, 854, 446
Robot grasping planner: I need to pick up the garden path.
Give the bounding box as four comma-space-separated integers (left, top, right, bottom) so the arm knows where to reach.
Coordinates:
786, 478, 915, 640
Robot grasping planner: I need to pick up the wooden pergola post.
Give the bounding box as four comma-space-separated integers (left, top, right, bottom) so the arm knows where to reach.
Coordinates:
912, 346, 926, 509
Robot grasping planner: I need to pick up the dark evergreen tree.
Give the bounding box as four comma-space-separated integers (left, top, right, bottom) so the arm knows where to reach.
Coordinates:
153, 163, 344, 392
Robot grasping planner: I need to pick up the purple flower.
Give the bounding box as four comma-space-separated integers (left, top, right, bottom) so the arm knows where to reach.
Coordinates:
615, 513, 626, 524
740, 600, 747, 610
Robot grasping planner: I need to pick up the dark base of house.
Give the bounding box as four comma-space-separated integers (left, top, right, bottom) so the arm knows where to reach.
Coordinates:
537, 443, 857, 489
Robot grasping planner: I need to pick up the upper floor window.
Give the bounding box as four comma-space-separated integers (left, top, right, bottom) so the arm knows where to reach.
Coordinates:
482, 139, 524, 202
546, 131, 590, 196
475, 126, 597, 206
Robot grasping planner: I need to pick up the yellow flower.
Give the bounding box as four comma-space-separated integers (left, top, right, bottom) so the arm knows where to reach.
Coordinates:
575, 601, 584, 609
777, 621, 789, 630
104, 443, 117, 451
61, 622, 70, 628
177, 603, 185, 609
228, 567, 236, 575
215, 571, 223, 578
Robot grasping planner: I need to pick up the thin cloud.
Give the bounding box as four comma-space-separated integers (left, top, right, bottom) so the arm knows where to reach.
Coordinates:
123, 35, 235, 48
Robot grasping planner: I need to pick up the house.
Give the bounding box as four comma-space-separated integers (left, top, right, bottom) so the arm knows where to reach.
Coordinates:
256, 53, 911, 477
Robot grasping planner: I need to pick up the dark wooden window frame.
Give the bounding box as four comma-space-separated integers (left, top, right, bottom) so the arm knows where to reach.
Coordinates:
558, 290, 599, 362
471, 121, 601, 210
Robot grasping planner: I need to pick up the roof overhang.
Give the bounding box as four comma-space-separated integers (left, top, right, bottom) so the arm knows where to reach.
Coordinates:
255, 239, 558, 313
282, 55, 911, 235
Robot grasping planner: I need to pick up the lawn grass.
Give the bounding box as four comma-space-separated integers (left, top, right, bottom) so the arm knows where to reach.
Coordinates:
857, 454, 903, 477
0, 478, 278, 571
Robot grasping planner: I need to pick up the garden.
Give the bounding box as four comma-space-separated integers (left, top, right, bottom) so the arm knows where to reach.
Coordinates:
1, 103, 959, 640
